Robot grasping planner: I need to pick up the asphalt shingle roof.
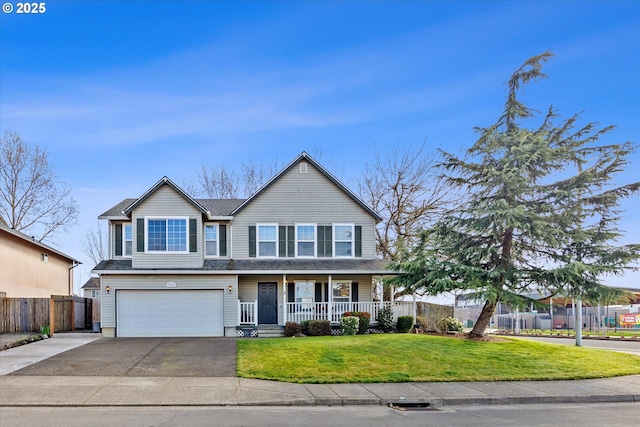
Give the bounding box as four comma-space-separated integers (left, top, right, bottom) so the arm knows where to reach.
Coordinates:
93, 258, 394, 274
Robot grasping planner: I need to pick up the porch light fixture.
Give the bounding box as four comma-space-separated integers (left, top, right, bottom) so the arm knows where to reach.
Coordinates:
105, 286, 111, 294
228, 285, 233, 293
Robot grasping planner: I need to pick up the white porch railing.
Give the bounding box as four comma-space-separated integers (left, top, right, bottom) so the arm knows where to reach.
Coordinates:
285, 302, 414, 324
238, 300, 258, 325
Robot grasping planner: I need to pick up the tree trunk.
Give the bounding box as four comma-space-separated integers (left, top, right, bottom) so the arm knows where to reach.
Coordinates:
469, 300, 496, 338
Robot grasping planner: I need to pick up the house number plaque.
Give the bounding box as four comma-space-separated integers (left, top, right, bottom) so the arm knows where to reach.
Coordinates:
166, 281, 177, 288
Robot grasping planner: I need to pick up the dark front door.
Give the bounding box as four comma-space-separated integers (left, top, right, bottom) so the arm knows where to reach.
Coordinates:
258, 282, 278, 324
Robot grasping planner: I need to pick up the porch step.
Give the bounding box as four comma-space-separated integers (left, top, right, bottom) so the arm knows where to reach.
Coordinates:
258, 325, 285, 338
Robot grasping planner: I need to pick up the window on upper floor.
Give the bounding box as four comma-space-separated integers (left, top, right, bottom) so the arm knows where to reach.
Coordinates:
146, 217, 188, 253
296, 224, 316, 257
205, 224, 218, 257
258, 224, 277, 257
124, 224, 132, 257
333, 224, 354, 257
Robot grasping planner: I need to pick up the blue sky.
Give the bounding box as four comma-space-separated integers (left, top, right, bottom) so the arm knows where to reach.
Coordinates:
1, 1, 639, 294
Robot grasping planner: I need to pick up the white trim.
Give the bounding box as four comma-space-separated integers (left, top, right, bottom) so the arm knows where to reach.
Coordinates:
123, 223, 133, 258
256, 223, 278, 258
93, 269, 395, 275
332, 280, 352, 303
295, 223, 316, 258
204, 223, 219, 258
333, 223, 355, 258
144, 216, 190, 254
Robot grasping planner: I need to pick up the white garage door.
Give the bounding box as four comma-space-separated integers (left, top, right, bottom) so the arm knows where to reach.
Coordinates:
117, 290, 224, 337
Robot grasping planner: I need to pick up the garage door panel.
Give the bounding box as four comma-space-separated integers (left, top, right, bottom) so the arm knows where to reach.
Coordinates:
117, 290, 224, 337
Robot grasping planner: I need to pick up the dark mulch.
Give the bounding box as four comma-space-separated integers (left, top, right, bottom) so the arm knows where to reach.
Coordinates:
9, 337, 237, 377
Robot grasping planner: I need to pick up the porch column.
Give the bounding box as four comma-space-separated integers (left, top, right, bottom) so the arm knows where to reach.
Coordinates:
283, 274, 287, 324
328, 275, 332, 323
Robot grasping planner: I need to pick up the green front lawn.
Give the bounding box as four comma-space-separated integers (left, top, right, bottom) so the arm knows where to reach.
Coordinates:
237, 334, 640, 383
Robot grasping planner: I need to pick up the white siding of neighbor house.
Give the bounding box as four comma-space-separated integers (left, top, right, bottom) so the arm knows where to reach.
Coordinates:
233, 161, 377, 259
100, 274, 238, 333
131, 185, 203, 269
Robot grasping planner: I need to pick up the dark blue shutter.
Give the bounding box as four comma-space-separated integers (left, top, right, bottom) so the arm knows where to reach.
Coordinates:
115, 224, 123, 256
248, 226, 256, 257
315, 283, 322, 302
219, 224, 227, 256
189, 219, 197, 252
136, 218, 144, 252
287, 282, 295, 303
352, 282, 359, 302
355, 226, 362, 257
279, 226, 287, 257
287, 226, 295, 257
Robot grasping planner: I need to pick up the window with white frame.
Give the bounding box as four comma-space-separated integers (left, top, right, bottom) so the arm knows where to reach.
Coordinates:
147, 217, 188, 253
332, 281, 351, 302
257, 224, 277, 257
123, 224, 132, 257
295, 281, 315, 308
205, 224, 218, 257
296, 224, 316, 257
333, 224, 354, 257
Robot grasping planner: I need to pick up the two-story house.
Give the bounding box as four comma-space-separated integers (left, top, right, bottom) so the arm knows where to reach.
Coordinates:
93, 152, 409, 337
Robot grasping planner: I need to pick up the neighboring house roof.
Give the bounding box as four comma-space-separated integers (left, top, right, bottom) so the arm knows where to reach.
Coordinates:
0, 222, 82, 264
231, 151, 383, 222
81, 277, 100, 290
93, 258, 393, 275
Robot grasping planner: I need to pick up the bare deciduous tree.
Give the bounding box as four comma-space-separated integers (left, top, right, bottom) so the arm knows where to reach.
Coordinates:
81, 221, 107, 266
197, 164, 241, 199
357, 140, 450, 262
0, 131, 79, 242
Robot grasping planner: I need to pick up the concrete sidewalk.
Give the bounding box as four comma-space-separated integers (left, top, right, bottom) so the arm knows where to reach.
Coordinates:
0, 333, 639, 408
1, 374, 639, 407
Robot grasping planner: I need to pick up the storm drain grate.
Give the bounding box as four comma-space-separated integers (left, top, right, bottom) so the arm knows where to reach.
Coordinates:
389, 402, 437, 411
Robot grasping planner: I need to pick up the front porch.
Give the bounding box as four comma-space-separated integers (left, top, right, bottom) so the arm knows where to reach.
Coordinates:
238, 301, 415, 326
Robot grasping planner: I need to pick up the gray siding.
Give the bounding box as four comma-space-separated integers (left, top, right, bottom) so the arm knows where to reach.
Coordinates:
100, 274, 238, 330
131, 185, 203, 269
233, 162, 377, 259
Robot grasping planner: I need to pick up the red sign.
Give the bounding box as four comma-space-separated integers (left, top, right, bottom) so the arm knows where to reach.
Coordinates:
619, 314, 640, 325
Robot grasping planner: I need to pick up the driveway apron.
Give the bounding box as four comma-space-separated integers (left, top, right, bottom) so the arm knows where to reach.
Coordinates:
8, 337, 237, 377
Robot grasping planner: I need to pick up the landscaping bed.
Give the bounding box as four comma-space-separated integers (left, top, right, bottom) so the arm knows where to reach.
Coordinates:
0, 333, 48, 351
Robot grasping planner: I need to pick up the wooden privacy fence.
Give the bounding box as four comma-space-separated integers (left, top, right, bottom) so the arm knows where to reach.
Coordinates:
416, 302, 454, 332
0, 293, 98, 334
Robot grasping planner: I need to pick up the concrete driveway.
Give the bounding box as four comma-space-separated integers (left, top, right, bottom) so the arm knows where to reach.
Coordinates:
8, 337, 237, 377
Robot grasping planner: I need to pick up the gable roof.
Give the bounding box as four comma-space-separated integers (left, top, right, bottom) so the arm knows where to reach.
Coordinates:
81, 277, 100, 290
231, 152, 383, 222
0, 222, 81, 264
123, 176, 210, 217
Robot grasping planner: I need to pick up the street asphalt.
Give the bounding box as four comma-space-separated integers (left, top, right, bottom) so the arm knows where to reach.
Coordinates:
0, 333, 639, 408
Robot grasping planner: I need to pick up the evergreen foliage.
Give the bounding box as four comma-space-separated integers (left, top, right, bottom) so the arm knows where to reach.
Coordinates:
389, 51, 639, 337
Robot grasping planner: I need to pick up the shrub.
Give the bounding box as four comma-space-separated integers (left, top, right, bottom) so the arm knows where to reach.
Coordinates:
308, 320, 332, 336
377, 305, 395, 333
437, 317, 464, 333
397, 316, 415, 333
339, 316, 359, 336
285, 322, 301, 337
300, 320, 311, 335
39, 325, 50, 336
344, 311, 371, 334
